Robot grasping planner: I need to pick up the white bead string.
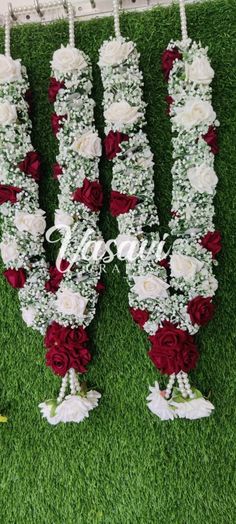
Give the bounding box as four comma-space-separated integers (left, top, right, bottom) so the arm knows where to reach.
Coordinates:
57, 372, 68, 403
5, 14, 11, 57
68, 2, 75, 48
113, 0, 121, 38
179, 0, 188, 43
165, 373, 175, 399
182, 372, 195, 399
69, 368, 76, 395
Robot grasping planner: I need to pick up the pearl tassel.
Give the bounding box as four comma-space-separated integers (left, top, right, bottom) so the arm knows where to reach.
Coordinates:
68, 2, 75, 48
113, 0, 121, 39
165, 373, 175, 399
179, 0, 188, 44
5, 13, 11, 57
57, 372, 68, 403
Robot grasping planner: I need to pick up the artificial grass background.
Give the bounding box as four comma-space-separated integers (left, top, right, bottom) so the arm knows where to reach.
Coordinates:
0, 0, 236, 522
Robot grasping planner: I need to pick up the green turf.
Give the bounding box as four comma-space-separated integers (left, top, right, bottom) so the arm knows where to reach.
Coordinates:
0, 1, 236, 522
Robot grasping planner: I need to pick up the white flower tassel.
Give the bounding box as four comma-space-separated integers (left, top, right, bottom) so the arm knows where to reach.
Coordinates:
147, 374, 214, 421
39, 368, 101, 425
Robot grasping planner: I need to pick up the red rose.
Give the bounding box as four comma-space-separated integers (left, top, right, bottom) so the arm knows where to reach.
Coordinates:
162, 48, 182, 81
48, 77, 65, 103
202, 126, 219, 155
52, 163, 63, 179
148, 322, 199, 375
46, 340, 91, 376
46, 348, 70, 377
110, 190, 139, 217
187, 296, 215, 326
51, 113, 67, 136
104, 130, 129, 160
200, 231, 222, 258
73, 177, 103, 212
45, 322, 89, 350
18, 151, 42, 182
45, 260, 70, 293
0, 184, 22, 205
158, 258, 170, 269
69, 346, 91, 374
165, 95, 174, 115
130, 308, 149, 328
96, 281, 106, 294
3, 268, 26, 288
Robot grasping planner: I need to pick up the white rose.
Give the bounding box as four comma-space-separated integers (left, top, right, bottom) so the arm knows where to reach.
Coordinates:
0, 54, 22, 84
0, 101, 17, 126
170, 253, 203, 281
55, 209, 74, 227
186, 56, 214, 85
14, 210, 46, 236
72, 131, 102, 158
147, 382, 177, 421
22, 306, 36, 327
173, 98, 216, 129
132, 274, 169, 300
56, 288, 87, 317
51, 45, 87, 73
116, 234, 139, 261
187, 164, 218, 194
0, 239, 19, 263
104, 101, 140, 126
137, 155, 154, 169
99, 38, 133, 66
170, 397, 214, 419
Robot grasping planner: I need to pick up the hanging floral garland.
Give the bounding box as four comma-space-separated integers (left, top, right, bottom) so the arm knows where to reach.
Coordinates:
39, 44, 105, 424
0, 45, 103, 424
99, 11, 221, 418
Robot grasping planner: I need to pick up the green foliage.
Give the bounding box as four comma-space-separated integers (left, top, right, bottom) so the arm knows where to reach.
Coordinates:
0, 1, 236, 522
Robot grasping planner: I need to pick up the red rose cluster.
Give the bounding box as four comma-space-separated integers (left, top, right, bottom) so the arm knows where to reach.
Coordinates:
104, 130, 129, 160
0, 184, 22, 205
45, 321, 91, 376
48, 77, 65, 103
161, 48, 182, 81
73, 177, 103, 212
202, 126, 219, 155
149, 322, 199, 375
18, 151, 42, 182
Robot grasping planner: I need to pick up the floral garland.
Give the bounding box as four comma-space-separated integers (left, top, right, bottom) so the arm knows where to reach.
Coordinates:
0, 48, 102, 425
99, 35, 221, 420
39, 44, 105, 424
0, 55, 51, 332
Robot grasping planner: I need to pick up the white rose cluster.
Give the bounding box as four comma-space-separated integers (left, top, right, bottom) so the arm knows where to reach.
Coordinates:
51, 45, 87, 73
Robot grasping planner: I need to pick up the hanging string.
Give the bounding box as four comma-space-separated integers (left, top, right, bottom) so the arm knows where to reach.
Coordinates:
179, 0, 188, 43
68, 2, 75, 48
113, 0, 121, 38
5, 13, 11, 57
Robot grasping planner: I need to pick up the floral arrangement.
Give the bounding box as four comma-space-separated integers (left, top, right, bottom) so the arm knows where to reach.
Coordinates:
99, 36, 221, 420
0, 48, 102, 424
